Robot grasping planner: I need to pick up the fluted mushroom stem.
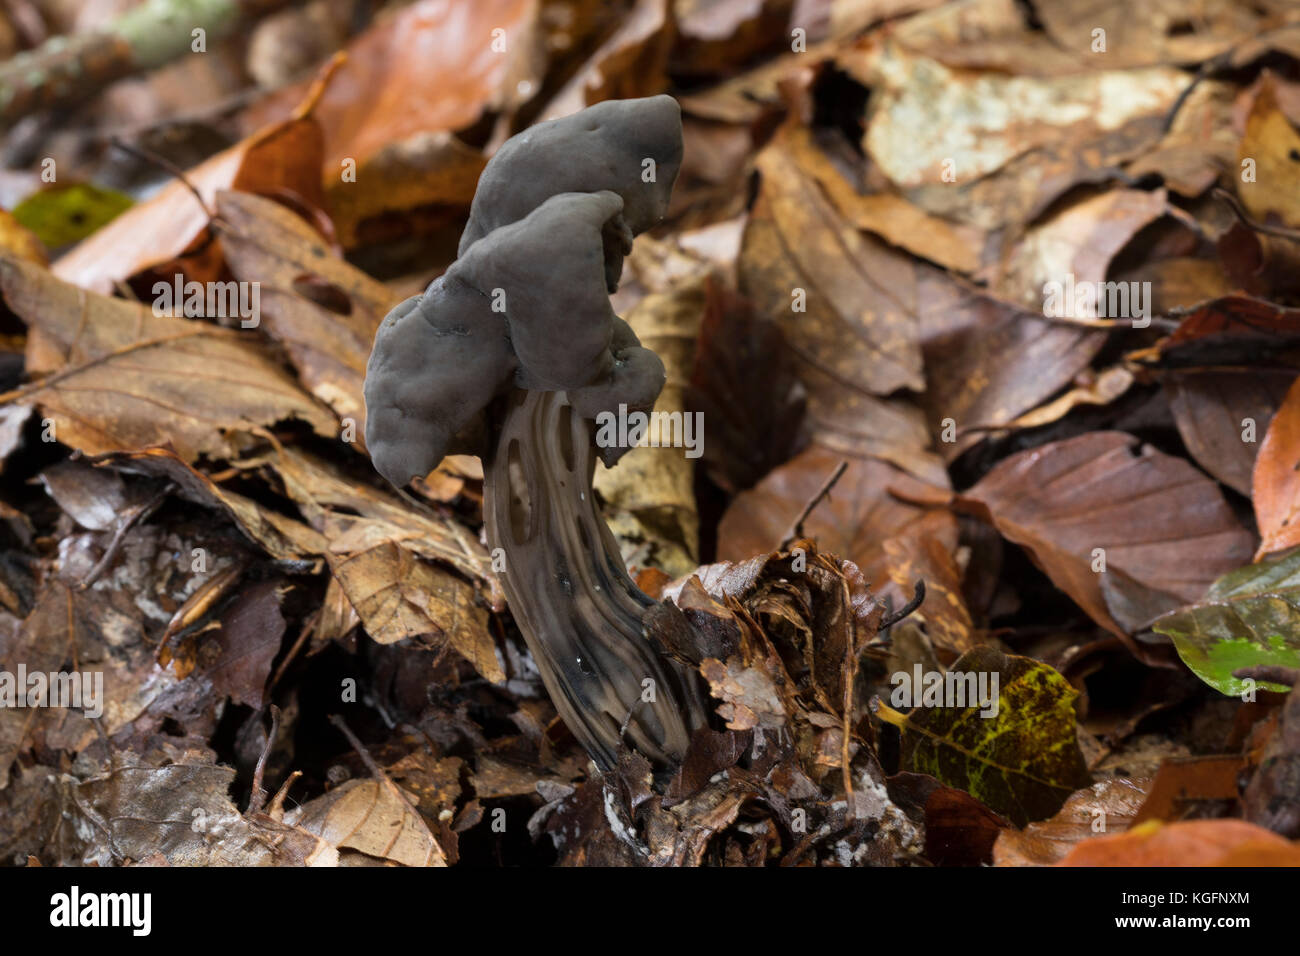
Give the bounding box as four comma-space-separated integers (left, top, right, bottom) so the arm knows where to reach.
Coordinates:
484, 388, 707, 771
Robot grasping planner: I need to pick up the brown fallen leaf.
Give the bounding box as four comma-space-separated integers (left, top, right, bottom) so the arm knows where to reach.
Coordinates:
686, 278, 804, 494
208, 579, 288, 709
538, 0, 672, 121
717, 443, 957, 592
242, 0, 540, 246
1035, 0, 1266, 69
286, 776, 446, 867
217, 189, 399, 442
70, 747, 335, 866
1238, 73, 1300, 230
1131, 754, 1246, 826
918, 272, 1108, 461
0, 255, 336, 461
243, 444, 500, 598
744, 124, 925, 398
1134, 294, 1300, 369
994, 778, 1149, 866
956, 431, 1255, 639
1166, 369, 1293, 497
848, 41, 1188, 230
0, 209, 46, 265
881, 529, 977, 656
89, 446, 329, 561
594, 275, 706, 577
325, 541, 502, 684
995, 188, 1172, 315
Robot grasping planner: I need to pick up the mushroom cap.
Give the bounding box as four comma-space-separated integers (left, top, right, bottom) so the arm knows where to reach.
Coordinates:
458, 95, 683, 258
363, 190, 666, 487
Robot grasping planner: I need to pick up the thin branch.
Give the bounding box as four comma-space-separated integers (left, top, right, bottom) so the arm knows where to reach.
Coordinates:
779, 459, 848, 550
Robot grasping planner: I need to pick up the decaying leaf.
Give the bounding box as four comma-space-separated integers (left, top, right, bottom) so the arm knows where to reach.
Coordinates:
874, 645, 1093, 826
1153, 547, 1300, 696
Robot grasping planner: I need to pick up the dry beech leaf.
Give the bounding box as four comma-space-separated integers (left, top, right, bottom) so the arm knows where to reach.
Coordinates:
241, 0, 540, 245
539, 0, 672, 121
740, 129, 945, 484
217, 190, 399, 443
746, 127, 925, 396
71, 749, 335, 866
996, 187, 1171, 314
288, 778, 447, 867
91, 446, 329, 561
325, 541, 502, 684
594, 276, 705, 577
994, 778, 1149, 866
717, 443, 957, 591
0, 256, 336, 460
918, 272, 1107, 461
851, 42, 1188, 229
245, 445, 500, 598
1166, 369, 1293, 498
1238, 74, 1300, 230
1036, 0, 1265, 68
956, 431, 1254, 639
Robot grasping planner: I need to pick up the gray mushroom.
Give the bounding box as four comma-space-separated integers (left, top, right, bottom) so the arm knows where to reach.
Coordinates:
363, 97, 707, 771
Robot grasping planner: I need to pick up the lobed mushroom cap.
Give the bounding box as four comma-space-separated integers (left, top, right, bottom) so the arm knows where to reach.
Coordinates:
364, 190, 666, 487
457, 95, 683, 258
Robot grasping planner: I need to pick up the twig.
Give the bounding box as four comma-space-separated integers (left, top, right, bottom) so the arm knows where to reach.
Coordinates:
268, 610, 317, 692
108, 136, 215, 220
248, 705, 281, 814
779, 459, 848, 550
880, 580, 926, 631
77, 482, 173, 589
1213, 186, 1300, 242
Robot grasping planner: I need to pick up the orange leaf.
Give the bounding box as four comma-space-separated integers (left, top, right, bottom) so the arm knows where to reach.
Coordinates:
1057, 818, 1300, 866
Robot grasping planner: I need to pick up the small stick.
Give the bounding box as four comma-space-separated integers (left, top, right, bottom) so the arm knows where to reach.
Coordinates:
1213, 187, 1300, 242
779, 459, 848, 550
880, 580, 926, 631
248, 705, 281, 815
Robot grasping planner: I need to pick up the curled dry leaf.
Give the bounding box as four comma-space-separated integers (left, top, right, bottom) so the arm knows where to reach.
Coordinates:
994, 778, 1149, 866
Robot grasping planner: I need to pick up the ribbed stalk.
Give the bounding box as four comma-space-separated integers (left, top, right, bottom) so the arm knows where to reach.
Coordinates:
483, 388, 706, 770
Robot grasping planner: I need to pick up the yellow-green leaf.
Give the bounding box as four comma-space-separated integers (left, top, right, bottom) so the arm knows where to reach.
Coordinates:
874, 646, 1091, 826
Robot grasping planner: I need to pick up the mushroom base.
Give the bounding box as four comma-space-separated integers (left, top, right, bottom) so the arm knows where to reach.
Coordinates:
484, 388, 707, 771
